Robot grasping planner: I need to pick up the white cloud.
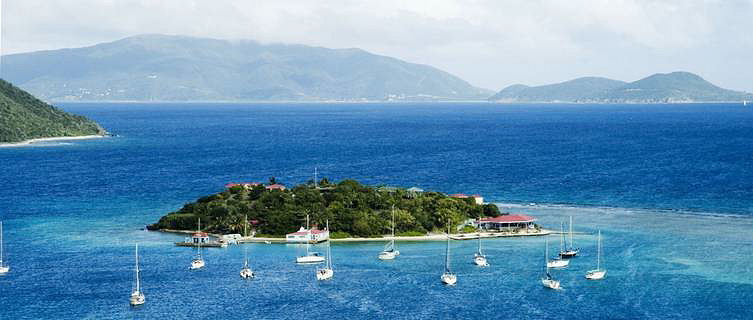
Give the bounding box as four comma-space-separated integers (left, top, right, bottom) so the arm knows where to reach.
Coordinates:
2, 0, 752, 92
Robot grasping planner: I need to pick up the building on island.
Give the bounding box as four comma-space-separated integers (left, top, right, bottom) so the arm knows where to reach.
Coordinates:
265, 184, 286, 191
475, 214, 536, 231
449, 193, 484, 205
286, 226, 329, 243
192, 231, 209, 244
225, 182, 261, 189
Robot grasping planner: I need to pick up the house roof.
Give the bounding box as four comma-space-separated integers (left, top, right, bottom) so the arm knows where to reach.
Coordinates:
478, 214, 535, 223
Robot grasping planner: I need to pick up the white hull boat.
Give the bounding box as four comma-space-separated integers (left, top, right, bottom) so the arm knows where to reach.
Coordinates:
240, 267, 255, 279
378, 250, 398, 260
297, 253, 325, 264
542, 237, 562, 290
547, 259, 570, 268
560, 216, 579, 258
316, 220, 334, 281
240, 216, 255, 279
441, 272, 457, 285
585, 230, 606, 280
541, 278, 561, 290
473, 233, 489, 267
130, 244, 146, 306
190, 258, 205, 270
379, 206, 400, 260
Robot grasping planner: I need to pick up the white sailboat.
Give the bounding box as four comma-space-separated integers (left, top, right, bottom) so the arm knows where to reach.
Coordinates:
240, 215, 254, 279
586, 230, 607, 280
547, 223, 570, 268
378, 205, 400, 260
560, 216, 579, 258
541, 238, 562, 290
316, 220, 334, 281
190, 219, 205, 270
0, 221, 8, 274
129, 244, 145, 306
473, 233, 489, 267
441, 224, 457, 285
296, 215, 325, 264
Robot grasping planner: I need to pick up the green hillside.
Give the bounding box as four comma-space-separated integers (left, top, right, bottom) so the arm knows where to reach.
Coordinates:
0, 79, 105, 143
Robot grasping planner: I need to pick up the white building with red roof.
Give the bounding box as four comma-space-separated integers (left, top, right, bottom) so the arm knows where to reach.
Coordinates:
286, 226, 329, 243
476, 214, 536, 231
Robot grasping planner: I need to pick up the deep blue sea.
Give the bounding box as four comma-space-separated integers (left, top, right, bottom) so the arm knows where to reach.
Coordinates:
1, 103, 753, 319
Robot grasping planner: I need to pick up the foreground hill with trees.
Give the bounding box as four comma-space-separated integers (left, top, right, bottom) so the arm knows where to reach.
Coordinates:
148, 179, 501, 237
0, 79, 105, 143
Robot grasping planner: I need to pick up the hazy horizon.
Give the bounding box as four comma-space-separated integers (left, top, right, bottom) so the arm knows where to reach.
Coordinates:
2, 0, 752, 92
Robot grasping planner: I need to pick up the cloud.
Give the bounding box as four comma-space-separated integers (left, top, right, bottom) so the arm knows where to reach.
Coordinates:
2, 0, 752, 92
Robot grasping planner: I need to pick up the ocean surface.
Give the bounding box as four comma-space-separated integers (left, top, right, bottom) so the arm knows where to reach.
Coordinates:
1, 102, 753, 319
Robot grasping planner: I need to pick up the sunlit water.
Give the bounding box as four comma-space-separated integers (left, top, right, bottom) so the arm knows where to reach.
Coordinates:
1, 103, 752, 319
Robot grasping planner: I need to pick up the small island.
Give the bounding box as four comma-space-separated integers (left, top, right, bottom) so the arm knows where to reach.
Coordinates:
148, 178, 508, 239
0, 79, 106, 145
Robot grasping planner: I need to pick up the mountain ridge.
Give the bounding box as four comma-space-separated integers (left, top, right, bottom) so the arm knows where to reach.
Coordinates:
1, 34, 491, 102
489, 72, 753, 103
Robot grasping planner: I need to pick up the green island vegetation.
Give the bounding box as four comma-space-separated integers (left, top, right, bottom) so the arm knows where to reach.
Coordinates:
0, 79, 105, 143
148, 178, 502, 238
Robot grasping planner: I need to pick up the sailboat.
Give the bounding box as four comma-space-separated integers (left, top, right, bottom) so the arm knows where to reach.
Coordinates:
0, 221, 8, 274
316, 220, 334, 281
547, 223, 570, 268
296, 215, 326, 264
240, 215, 255, 279
585, 230, 607, 280
541, 238, 562, 290
473, 233, 489, 267
559, 216, 579, 258
441, 223, 457, 285
129, 244, 145, 306
379, 205, 400, 260
190, 219, 205, 270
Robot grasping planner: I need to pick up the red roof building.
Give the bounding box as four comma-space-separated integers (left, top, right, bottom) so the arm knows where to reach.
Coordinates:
265, 184, 286, 191
477, 214, 536, 230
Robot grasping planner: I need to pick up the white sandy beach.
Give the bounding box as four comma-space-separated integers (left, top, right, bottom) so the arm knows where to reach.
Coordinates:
0, 135, 106, 148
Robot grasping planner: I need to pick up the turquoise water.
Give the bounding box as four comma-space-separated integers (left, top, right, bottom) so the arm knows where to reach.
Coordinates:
1, 103, 753, 319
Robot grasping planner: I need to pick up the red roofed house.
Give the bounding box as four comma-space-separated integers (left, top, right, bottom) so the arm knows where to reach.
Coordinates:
192, 232, 209, 244
285, 226, 329, 243
266, 184, 286, 191
476, 214, 536, 231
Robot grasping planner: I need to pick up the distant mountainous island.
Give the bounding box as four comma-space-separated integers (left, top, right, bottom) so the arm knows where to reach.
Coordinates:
489, 72, 753, 103
0, 79, 105, 143
1, 34, 491, 102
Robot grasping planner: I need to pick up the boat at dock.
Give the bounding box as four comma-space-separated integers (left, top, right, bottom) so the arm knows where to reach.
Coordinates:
190, 219, 206, 270
129, 244, 145, 306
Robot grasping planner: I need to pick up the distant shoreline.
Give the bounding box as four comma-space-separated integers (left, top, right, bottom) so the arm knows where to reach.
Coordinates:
0, 135, 107, 148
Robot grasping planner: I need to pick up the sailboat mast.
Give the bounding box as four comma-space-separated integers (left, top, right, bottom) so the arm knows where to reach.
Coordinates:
569, 216, 574, 248
244, 215, 248, 265
477, 233, 482, 254
0, 221, 3, 264
597, 230, 601, 270
545, 238, 549, 272
197, 218, 202, 258
560, 222, 564, 252
135, 244, 140, 292
326, 220, 332, 269
445, 223, 451, 272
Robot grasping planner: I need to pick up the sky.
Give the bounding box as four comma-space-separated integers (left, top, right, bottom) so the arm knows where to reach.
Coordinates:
2, 0, 752, 92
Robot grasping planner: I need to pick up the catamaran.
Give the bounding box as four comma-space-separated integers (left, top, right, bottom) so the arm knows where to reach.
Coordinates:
240, 215, 255, 279
547, 223, 570, 268
316, 220, 334, 281
379, 205, 400, 260
559, 216, 579, 258
129, 244, 145, 306
473, 233, 489, 267
441, 224, 457, 285
541, 238, 562, 290
190, 219, 206, 270
586, 230, 607, 280
296, 215, 326, 264
0, 221, 8, 274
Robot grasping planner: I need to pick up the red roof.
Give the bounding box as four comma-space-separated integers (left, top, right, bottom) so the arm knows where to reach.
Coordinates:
193, 232, 209, 237
449, 194, 469, 198
266, 184, 286, 190
288, 228, 328, 236
478, 214, 535, 223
